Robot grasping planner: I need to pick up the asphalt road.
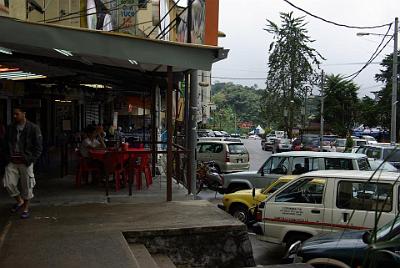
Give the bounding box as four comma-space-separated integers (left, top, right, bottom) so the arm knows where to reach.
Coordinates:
241, 138, 271, 171
197, 138, 285, 266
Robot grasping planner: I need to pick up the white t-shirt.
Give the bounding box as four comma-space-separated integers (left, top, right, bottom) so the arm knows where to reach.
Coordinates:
80, 138, 101, 157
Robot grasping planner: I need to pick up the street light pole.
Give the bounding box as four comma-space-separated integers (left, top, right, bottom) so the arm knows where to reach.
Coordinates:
320, 70, 325, 152
391, 17, 398, 145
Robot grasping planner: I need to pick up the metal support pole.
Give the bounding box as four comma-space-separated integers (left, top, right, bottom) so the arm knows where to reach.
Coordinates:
320, 70, 325, 152
151, 87, 157, 176
174, 88, 180, 183
391, 17, 398, 145
167, 66, 173, 201
188, 70, 198, 196
184, 72, 191, 193
142, 94, 146, 143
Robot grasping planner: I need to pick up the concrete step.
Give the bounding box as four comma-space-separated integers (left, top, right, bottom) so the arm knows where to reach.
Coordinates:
152, 254, 177, 268
129, 243, 160, 268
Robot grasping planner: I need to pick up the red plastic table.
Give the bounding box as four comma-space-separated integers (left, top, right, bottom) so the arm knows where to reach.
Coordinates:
89, 148, 151, 197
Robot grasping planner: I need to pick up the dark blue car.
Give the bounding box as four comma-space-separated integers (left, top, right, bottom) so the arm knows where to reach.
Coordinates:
288, 216, 400, 267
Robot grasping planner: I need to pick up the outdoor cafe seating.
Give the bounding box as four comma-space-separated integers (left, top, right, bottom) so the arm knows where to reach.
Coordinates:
75, 142, 153, 193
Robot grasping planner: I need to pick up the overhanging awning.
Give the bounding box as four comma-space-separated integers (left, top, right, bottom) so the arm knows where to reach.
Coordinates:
0, 16, 228, 73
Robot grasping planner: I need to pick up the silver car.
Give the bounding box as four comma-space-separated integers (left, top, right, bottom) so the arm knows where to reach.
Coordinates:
196, 140, 250, 173
220, 151, 370, 193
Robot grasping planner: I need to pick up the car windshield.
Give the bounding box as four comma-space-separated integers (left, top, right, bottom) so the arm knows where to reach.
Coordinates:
383, 149, 400, 162
375, 216, 400, 241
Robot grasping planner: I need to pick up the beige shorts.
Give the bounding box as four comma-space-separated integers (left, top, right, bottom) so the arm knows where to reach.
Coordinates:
2, 163, 36, 200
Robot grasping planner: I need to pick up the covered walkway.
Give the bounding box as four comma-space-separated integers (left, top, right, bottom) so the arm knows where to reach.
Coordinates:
0, 15, 228, 200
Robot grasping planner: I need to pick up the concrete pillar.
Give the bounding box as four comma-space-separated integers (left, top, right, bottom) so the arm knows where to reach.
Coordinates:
188, 70, 198, 196
166, 66, 173, 201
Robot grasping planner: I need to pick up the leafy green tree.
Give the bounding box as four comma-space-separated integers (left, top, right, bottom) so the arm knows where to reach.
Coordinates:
323, 74, 359, 136
357, 96, 379, 128
374, 52, 400, 137
211, 82, 264, 132
264, 12, 324, 137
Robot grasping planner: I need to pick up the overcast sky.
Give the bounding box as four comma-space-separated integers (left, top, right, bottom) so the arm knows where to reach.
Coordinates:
212, 0, 399, 97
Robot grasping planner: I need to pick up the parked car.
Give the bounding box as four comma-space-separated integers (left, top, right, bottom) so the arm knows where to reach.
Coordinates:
262, 136, 277, 151
213, 131, 224, 137
196, 140, 250, 173
219, 151, 371, 194
254, 170, 400, 250
198, 137, 241, 143
288, 216, 400, 267
356, 144, 400, 169
219, 175, 297, 223
291, 138, 303, 151
248, 134, 261, 140
220, 131, 230, 137
335, 138, 367, 152
369, 159, 399, 172
335, 138, 346, 152
197, 129, 215, 137
354, 138, 368, 147
275, 138, 292, 153
362, 135, 378, 144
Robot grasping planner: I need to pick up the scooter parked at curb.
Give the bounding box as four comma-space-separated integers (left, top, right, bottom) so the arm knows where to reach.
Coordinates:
196, 161, 223, 194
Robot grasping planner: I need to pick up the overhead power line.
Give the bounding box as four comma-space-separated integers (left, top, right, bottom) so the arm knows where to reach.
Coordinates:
283, 0, 392, 29
146, 0, 181, 38
212, 76, 266, 80
344, 24, 393, 80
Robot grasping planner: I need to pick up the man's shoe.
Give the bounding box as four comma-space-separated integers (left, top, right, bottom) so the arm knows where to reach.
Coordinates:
20, 211, 30, 219
10, 203, 24, 213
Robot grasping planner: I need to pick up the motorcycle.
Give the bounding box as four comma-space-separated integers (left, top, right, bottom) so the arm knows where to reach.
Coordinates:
196, 161, 223, 194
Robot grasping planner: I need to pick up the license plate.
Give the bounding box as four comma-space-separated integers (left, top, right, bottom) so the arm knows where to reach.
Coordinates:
237, 159, 243, 163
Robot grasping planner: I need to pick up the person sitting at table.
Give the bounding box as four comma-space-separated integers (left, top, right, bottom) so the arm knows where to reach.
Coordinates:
80, 125, 106, 158
79, 125, 106, 184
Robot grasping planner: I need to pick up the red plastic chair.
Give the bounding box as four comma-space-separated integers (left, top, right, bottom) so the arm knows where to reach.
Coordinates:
133, 154, 152, 190
103, 152, 127, 192
75, 152, 101, 187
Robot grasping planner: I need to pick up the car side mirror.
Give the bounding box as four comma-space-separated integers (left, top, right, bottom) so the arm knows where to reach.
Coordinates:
252, 187, 256, 198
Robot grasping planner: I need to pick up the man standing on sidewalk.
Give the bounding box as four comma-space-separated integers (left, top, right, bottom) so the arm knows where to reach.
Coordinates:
1, 106, 42, 219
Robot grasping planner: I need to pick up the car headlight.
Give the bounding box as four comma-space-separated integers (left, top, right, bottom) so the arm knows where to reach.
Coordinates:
288, 240, 302, 256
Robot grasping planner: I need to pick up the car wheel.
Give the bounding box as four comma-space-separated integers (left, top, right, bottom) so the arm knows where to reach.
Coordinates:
284, 233, 312, 251
307, 258, 351, 268
230, 204, 249, 224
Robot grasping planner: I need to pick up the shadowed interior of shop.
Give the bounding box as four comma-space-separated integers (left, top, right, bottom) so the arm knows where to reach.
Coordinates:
0, 16, 228, 200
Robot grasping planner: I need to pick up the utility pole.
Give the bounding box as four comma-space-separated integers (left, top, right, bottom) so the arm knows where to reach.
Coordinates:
320, 70, 324, 152
391, 17, 398, 145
